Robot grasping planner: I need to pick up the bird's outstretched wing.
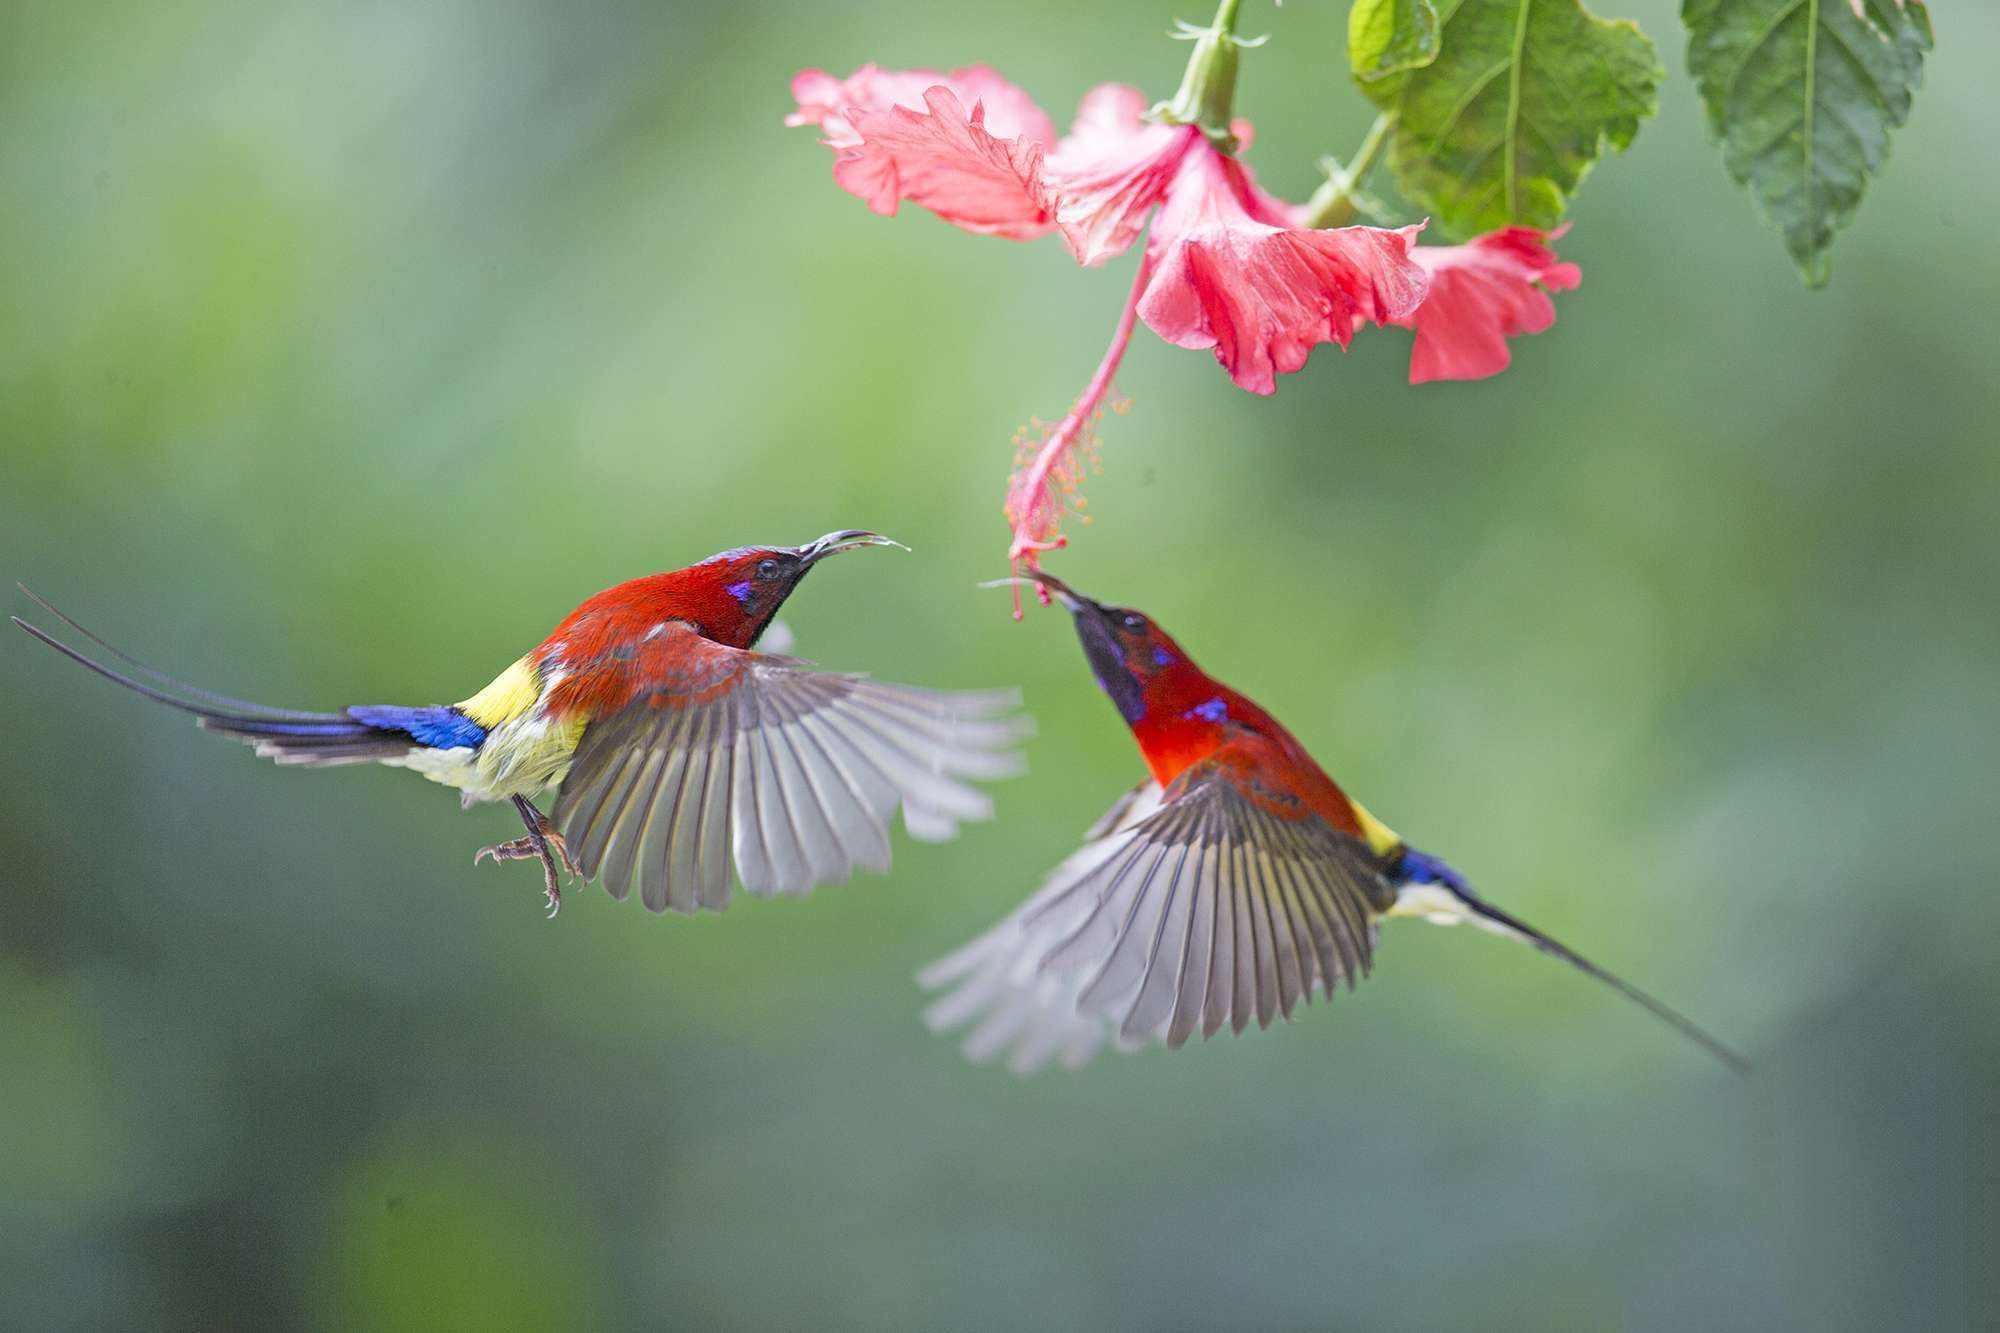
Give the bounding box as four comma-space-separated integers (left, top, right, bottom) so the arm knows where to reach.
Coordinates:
552, 624, 1027, 913
921, 752, 1395, 1072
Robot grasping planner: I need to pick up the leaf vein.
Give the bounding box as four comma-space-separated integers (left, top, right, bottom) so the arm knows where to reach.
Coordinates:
1425, 58, 1511, 157
1813, 7, 1892, 109
1801, 0, 1818, 268
1724, 0, 1810, 102
1502, 0, 1532, 221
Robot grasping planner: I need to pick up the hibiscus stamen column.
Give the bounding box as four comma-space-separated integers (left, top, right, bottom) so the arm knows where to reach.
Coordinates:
1003, 254, 1152, 616
1002, 0, 1253, 612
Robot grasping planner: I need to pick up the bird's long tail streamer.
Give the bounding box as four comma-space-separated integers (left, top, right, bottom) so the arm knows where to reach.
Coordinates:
12, 588, 402, 760
1450, 887, 1751, 1074
16, 584, 345, 722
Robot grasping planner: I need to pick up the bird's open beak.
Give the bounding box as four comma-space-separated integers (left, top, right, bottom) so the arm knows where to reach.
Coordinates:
796, 530, 910, 566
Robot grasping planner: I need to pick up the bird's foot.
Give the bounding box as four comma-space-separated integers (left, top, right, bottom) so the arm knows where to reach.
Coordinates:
542, 827, 577, 875
482, 796, 579, 920
477, 829, 577, 871
474, 835, 540, 866
472, 835, 563, 916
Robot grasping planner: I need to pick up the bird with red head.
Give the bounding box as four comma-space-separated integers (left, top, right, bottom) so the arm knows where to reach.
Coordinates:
922, 571, 1746, 1074
16, 531, 1030, 918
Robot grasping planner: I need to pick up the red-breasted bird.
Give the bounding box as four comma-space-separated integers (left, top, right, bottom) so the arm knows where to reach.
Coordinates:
921, 572, 1745, 1074
14, 532, 1028, 917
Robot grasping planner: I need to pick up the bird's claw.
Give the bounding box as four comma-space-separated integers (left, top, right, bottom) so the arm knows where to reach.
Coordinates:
474, 832, 575, 871
481, 800, 575, 919
474, 836, 538, 866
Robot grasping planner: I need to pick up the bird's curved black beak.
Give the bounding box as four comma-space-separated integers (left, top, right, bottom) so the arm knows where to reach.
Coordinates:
1021, 571, 1146, 723
796, 530, 910, 566
1019, 569, 1101, 615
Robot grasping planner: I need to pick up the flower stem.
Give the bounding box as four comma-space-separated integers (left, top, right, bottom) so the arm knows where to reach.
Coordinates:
1157, 0, 1250, 148
1302, 112, 1396, 229
1005, 254, 1153, 615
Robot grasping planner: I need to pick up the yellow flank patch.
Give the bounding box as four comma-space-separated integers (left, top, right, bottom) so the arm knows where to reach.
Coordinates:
457, 656, 542, 730
1350, 800, 1404, 858
480, 712, 589, 797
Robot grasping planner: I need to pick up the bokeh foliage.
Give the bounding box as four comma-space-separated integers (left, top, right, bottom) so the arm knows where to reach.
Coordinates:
1, 1, 1994, 1329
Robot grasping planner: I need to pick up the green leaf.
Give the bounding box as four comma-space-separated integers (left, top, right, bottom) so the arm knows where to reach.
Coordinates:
1684, 0, 1932, 286
1349, 0, 1443, 83
1360, 0, 1663, 238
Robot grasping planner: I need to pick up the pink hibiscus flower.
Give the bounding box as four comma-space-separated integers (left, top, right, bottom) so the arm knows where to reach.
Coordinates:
791, 61, 1425, 581
789, 69, 1426, 400
1397, 226, 1582, 385
787, 12, 1579, 590
786, 65, 1056, 239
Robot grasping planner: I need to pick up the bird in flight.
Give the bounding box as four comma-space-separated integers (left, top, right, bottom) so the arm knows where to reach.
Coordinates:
922, 571, 1746, 1074
15, 531, 1028, 918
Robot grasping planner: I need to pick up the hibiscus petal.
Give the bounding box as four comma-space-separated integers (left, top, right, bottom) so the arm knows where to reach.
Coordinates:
829, 85, 1056, 239
1137, 144, 1429, 395
788, 64, 1056, 149
1399, 226, 1582, 384
1044, 84, 1197, 267
946, 66, 1060, 146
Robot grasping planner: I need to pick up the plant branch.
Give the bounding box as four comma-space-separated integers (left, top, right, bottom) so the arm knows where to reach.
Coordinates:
1302, 112, 1397, 229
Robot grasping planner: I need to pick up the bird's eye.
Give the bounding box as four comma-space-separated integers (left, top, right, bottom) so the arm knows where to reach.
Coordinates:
1120, 612, 1146, 632
754, 558, 783, 581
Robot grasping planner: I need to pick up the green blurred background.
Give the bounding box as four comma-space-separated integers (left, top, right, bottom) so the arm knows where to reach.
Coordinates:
3, 1, 1994, 1328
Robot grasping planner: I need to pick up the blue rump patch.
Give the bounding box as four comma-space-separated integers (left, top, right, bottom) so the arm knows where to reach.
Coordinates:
1397, 847, 1467, 891
347, 704, 487, 751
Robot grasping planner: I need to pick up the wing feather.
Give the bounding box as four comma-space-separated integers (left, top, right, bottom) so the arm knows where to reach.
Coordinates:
694, 708, 735, 911
634, 742, 692, 913
921, 759, 1394, 1071
1314, 822, 1381, 984
763, 685, 862, 882
1228, 848, 1257, 1034
1123, 824, 1203, 1042
1267, 844, 1322, 1015
1202, 832, 1236, 1041
791, 711, 893, 873
1034, 833, 1155, 976
603, 747, 667, 902
1243, 831, 1293, 1022
1079, 828, 1183, 1018
1279, 840, 1342, 1000
728, 687, 771, 891
660, 703, 714, 913
1165, 833, 1218, 1048
750, 685, 816, 893
567, 744, 646, 892
552, 627, 1025, 913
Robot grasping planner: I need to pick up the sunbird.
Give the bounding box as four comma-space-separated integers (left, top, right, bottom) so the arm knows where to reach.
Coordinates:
922, 572, 1746, 1074
14, 532, 1027, 917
